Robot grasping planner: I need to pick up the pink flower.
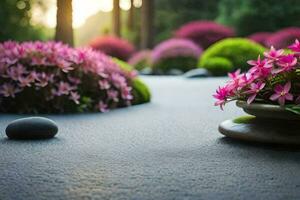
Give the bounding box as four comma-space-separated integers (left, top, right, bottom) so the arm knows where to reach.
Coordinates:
18, 72, 37, 87
226, 70, 249, 92
107, 90, 119, 102
228, 69, 241, 79
213, 86, 229, 110
56, 59, 73, 72
54, 82, 73, 96
288, 39, 300, 53
98, 79, 110, 90
111, 73, 127, 88
31, 56, 47, 66
6, 64, 27, 81
263, 46, 284, 61
245, 82, 265, 104
274, 54, 297, 73
270, 82, 293, 106
69, 91, 80, 104
98, 101, 109, 112
36, 72, 53, 87
248, 55, 273, 78
121, 87, 133, 100
0, 83, 21, 98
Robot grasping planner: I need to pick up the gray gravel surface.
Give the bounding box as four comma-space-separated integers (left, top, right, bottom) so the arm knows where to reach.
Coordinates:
1, 76, 300, 200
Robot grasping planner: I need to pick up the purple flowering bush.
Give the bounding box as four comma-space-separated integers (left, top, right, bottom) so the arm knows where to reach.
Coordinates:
175, 21, 235, 49
214, 39, 300, 115
128, 50, 152, 71
151, 39, 202, 74
0, 41, 146, 113
89, 36, 135, 61
248, 32, 272, 46
266, 27, 300, 49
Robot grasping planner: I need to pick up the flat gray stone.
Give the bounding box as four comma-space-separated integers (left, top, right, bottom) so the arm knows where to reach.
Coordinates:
219, 116, 300, 145
184, 68, 211, 78
6, 117, 58, 140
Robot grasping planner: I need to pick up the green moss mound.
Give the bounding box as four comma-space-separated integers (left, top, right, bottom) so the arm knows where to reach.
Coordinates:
199, 38, 266, 75
131, 78, 151, 104
233, 115, 256, 124
113, 58, 151, 104
153, 56, 197, 74
202, 57, 233, 76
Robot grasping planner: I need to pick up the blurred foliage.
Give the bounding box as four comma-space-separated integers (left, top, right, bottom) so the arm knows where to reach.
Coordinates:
153, 56, 198, 74
199, 57, 233, 76
199, 38, 266, 73
154, 0, 219, 44
217, 0, 300, 36
0, 0, 50, 41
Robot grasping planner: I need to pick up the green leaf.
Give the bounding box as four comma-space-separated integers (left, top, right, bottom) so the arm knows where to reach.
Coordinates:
285, 105, 300, 115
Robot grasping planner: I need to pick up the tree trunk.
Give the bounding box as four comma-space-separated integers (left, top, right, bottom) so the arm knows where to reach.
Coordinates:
55, 0, 74, 46
112, 0, 121, 37
127, 0, 134, 31
141, 0, 154, 49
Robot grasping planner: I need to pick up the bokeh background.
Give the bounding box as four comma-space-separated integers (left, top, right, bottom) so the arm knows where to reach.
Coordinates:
1, 0, 300, 76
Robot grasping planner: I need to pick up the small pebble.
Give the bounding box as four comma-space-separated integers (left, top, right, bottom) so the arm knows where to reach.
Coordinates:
6, 117, 58, 140
184, 68, 211, 78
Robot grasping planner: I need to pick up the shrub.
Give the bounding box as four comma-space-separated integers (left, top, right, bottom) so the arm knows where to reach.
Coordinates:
152, 39, 202, 74
0, 41, 147, 113
248, 32, 272, 46
200, 57, 233, 76
128, 50, 152, 71
89, 36, 135, 61
174, 20, 235, 49
112, 58, 151, 104
199, 38, 266, 74
265, 27, 300, 49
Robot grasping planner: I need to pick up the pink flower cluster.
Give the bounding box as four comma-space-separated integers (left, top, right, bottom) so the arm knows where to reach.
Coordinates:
89, 36, 135, 61
265, 27, 300, 49
214, 40, 300, 109
175, 21, 235, 49
0, 41, 135, 113
151, 39, 202, 64
248, 32, 272, 46
128, 50, 152, 67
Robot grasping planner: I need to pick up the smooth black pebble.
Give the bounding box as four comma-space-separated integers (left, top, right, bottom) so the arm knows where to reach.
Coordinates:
6, 117, 58, 140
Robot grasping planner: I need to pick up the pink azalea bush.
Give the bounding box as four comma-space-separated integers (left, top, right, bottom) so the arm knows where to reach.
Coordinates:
265, 27, 300, 49
151, 38, 203, 73
0, 41, 136, 113
175, 21, 235, 49
89, 36, 135, 61
248, 32, 272, 46
128, 50, 152, 71
213, 39, 300, 112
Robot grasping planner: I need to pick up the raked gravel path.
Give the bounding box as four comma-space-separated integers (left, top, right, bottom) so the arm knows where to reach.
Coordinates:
1, 76, 300, 200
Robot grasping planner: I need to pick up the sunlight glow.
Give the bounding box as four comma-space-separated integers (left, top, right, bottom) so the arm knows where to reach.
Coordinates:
36, 0, 142, 28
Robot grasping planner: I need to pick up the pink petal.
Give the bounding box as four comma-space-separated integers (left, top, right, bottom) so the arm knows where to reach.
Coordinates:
247, 94, 256, 104
259, 83, 266, 90
247, 60, 257, 65
270, 93, 280, 101
283, 82, 291, 93
285, 93, 293, 101
278, 96, 285, 106
274, 85, 283, 93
